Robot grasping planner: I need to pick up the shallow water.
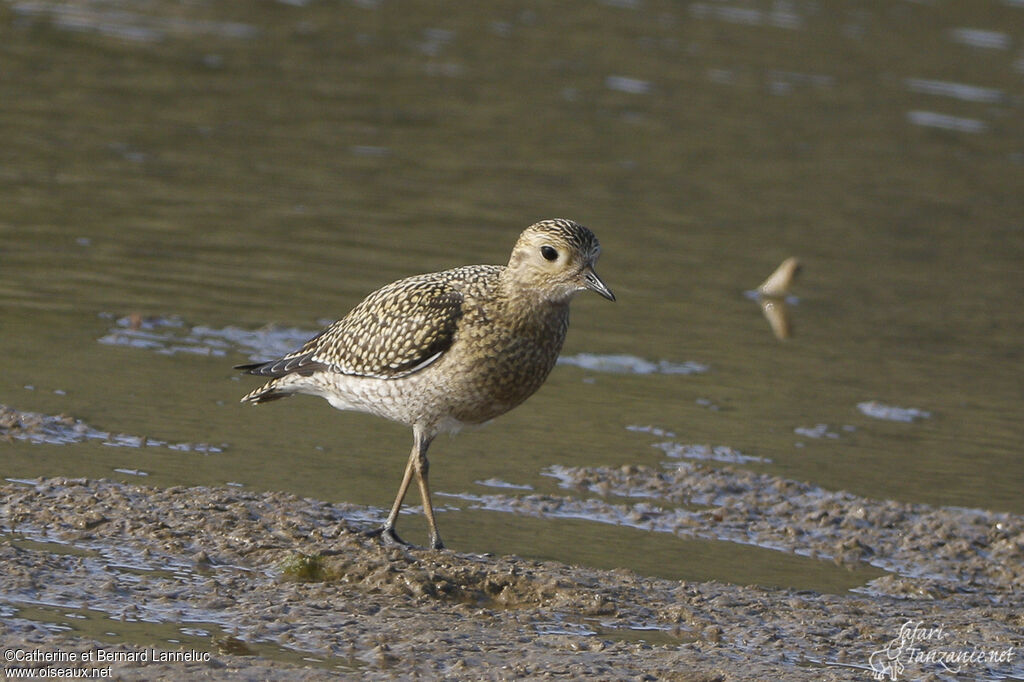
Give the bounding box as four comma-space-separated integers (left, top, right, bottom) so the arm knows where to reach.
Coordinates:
1, 0, 1022, 600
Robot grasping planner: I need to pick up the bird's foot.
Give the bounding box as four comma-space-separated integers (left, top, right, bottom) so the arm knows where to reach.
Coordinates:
363, 526, 444, 551
364, 525, 410, 547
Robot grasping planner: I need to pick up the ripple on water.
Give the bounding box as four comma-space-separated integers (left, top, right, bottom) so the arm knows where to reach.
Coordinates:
906, 110, 988, 134
947, 27, 1011, 49
904, 78, 1006, 104
475, 478, 534, 491
656, 441, 770, 465
97, 314, 312, 361
605, 75, 652, 94
766, 70, 834, 96
0, 403, 225, 453
688, 2, 804, 29
11, 1, 259, 42
99, 316, 710, 379
558, 353, 708, 375
856, 401, 931, 423
794, 424, 841, 440
628, 425, 770, 464
113, 468, 149, 477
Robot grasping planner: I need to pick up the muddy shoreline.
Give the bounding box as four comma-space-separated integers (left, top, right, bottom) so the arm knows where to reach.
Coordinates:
1, 471, 1021, 681
4, 402, 1023, 680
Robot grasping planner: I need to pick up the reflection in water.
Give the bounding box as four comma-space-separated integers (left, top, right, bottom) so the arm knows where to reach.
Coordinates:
758, 297, 794, 340
746, 257, 801, 340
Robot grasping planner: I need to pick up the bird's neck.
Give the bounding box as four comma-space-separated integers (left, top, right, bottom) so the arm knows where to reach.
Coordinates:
498, 267, 574, 309
496, 286, 568, 326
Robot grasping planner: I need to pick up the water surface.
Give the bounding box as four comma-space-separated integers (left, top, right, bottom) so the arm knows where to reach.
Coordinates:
2, 0, 1022, 593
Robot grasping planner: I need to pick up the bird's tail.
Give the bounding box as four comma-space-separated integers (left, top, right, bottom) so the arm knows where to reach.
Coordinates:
238, 380, 293, 404
236, 361, 294, 404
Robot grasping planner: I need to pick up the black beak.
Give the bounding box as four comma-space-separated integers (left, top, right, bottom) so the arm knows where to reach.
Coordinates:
582, 265, 615, 301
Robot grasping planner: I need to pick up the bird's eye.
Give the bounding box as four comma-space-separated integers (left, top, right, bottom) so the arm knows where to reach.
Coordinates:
540, 245, 558, 261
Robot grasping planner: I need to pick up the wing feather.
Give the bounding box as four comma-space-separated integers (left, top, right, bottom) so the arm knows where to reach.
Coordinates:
236, 273, 465, 381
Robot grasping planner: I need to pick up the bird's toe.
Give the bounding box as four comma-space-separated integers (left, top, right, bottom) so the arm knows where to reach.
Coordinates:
364, 525, 410, 547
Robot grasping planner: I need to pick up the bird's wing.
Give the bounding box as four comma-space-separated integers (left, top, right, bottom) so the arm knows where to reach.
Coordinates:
238, 274, 465, 380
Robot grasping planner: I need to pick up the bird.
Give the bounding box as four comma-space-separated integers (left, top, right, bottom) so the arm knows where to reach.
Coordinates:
235, 218, 614, 550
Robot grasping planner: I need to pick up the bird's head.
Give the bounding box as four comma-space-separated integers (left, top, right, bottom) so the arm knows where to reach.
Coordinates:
506, 218, 615, 304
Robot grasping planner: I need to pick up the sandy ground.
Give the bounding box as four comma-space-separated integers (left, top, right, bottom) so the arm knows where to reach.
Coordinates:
2, 407, 1022, 680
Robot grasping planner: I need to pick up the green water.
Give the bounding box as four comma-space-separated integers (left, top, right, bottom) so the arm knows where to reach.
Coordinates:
2, 0, 1022, 596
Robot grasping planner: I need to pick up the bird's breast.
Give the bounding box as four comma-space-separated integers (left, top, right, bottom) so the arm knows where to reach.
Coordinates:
430, 300, 569, 424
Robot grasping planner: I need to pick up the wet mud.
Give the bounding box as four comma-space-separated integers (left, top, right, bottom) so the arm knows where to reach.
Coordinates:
2, 422, 1022, 680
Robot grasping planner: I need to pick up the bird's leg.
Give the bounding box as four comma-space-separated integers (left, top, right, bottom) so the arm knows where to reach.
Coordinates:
365, 442, 419, 547
366, 427, 444, 548
412, 433, 444, 550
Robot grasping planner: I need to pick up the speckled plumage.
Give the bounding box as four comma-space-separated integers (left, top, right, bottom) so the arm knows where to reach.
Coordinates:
236, 218, 614, 549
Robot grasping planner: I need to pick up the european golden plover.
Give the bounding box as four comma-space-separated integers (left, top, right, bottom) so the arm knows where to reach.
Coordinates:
236, 218, 614, 549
